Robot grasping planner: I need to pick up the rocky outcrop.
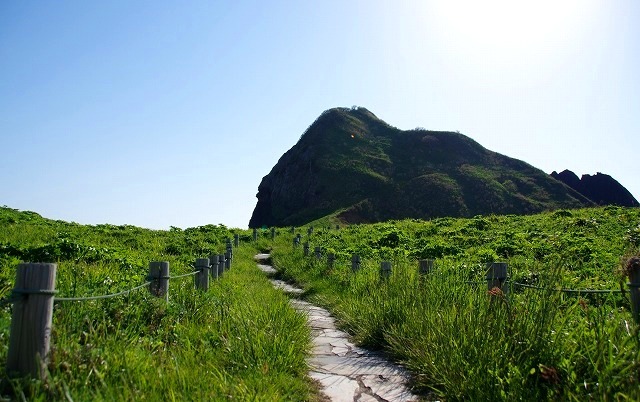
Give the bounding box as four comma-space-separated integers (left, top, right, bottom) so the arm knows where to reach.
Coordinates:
249, 107, 594, 227
551, 170, 639, 207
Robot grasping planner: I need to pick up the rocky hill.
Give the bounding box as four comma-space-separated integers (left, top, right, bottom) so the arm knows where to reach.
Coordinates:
249, 107, 594, 227
551, 170, 639, 207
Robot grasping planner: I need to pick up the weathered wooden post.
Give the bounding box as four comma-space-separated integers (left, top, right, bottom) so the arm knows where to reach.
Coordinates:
217, 255, 224, 277
626, 257, 640, 324
209, 254, 219, 280
219, 254, 226, 274
234, 234, 240, 248
226, 242, 233, 261
149, 261, 170, 302
225, 251, 231, 270
486, 262, 508, 292
380, 261, 392, 280
419, 259, 434, 275
327, 253, 336, 269
253, 228, 258, 242
6, 263, 57, 379
293, 236, 300, 248
351, 254, 361, 272
271, 227, 276, 240
314, 246, 322, 260
195, 258, 210, 291
303, 242, 310, 257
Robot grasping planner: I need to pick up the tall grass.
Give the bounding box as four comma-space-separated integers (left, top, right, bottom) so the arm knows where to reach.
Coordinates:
271, 245, 640, 401
2, 246, 315, 400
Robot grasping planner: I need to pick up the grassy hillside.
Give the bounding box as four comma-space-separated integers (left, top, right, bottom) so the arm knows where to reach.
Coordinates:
270, 206, 640, 400
0, 207, 317, 401
250, 107, 591, 227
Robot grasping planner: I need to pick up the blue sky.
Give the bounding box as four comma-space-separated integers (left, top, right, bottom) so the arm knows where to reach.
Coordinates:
1, 1, 639, 229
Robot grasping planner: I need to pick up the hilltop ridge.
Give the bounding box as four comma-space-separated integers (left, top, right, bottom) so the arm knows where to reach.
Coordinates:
250, 107, 595, 227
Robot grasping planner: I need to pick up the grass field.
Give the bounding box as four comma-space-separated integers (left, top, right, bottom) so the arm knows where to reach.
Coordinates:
2, 205, 639, 400
0, 207, 317, 401
269, 207, 640, 400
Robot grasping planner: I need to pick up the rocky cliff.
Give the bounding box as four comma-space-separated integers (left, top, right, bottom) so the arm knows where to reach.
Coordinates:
551, 170, 639, 207
249, 107, 594, 227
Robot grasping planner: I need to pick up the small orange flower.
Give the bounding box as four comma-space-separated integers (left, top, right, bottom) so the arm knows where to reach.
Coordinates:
578, 298, 588, 312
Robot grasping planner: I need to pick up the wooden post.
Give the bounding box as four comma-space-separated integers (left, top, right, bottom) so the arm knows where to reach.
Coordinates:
380, 261, 392, 280
314, 247, 322, 259
307, 227, 313, 237
234, 234, 240, 248
351, 254, 361, 272
209, 254, 219, 280
626, 257, 640, 324
217, 255, 225, 278
419, 259, 434, 275
218, 254, 227, 272
303, 242, 310, 257
226, 243, 233, 261
253, 228, 258, 242
486, 262, 508, 292
271, 227, 276, 240
149, 261, 170, 301
6, 263, 57, 379
293, 237, 300, 247
327, 253, 336, 269
195, 258, 209, 291
224, 252, 231, 270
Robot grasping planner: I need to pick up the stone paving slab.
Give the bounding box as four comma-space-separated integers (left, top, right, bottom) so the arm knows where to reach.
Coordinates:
254, 254, 421, 401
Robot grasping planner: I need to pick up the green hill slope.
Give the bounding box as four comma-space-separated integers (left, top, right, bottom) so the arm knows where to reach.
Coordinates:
250, 107, 592, 227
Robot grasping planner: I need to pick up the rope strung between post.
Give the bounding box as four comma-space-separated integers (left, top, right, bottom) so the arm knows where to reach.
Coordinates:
8, 268, 202, 303
511, 280, 623, 294
54, 281, 152, 302
459, 278, 624, 294
12, 289, 58, 296
169, 271, 199, 280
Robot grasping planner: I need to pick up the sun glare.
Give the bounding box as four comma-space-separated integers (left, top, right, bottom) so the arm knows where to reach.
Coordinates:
429, 0, 599, 64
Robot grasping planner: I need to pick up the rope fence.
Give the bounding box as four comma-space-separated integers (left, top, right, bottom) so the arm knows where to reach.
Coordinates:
54, 281, 153, 302
510, 280, 625, 294
297, 241, 640, 326
4, 237, 238, 379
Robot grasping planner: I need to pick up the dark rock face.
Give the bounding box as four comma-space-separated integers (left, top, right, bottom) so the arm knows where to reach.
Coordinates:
249, 107, 594, 227
551, 170, 639, 207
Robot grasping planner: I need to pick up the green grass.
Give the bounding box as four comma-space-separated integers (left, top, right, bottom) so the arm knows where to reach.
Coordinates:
0, 207, 317, 401
270, 207, 640, 400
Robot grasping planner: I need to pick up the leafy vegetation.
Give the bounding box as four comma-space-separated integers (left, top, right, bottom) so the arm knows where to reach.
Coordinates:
270, 206, 640, 400
3, 204, 639, 400
0, 207, 316, 401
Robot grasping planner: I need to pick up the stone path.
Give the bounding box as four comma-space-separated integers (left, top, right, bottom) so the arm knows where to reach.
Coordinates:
255, 254, 420, 402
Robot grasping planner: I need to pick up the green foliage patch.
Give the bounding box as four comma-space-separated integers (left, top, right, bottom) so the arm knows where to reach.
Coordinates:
270, 206, 640, 400
0, 207, 315, 401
